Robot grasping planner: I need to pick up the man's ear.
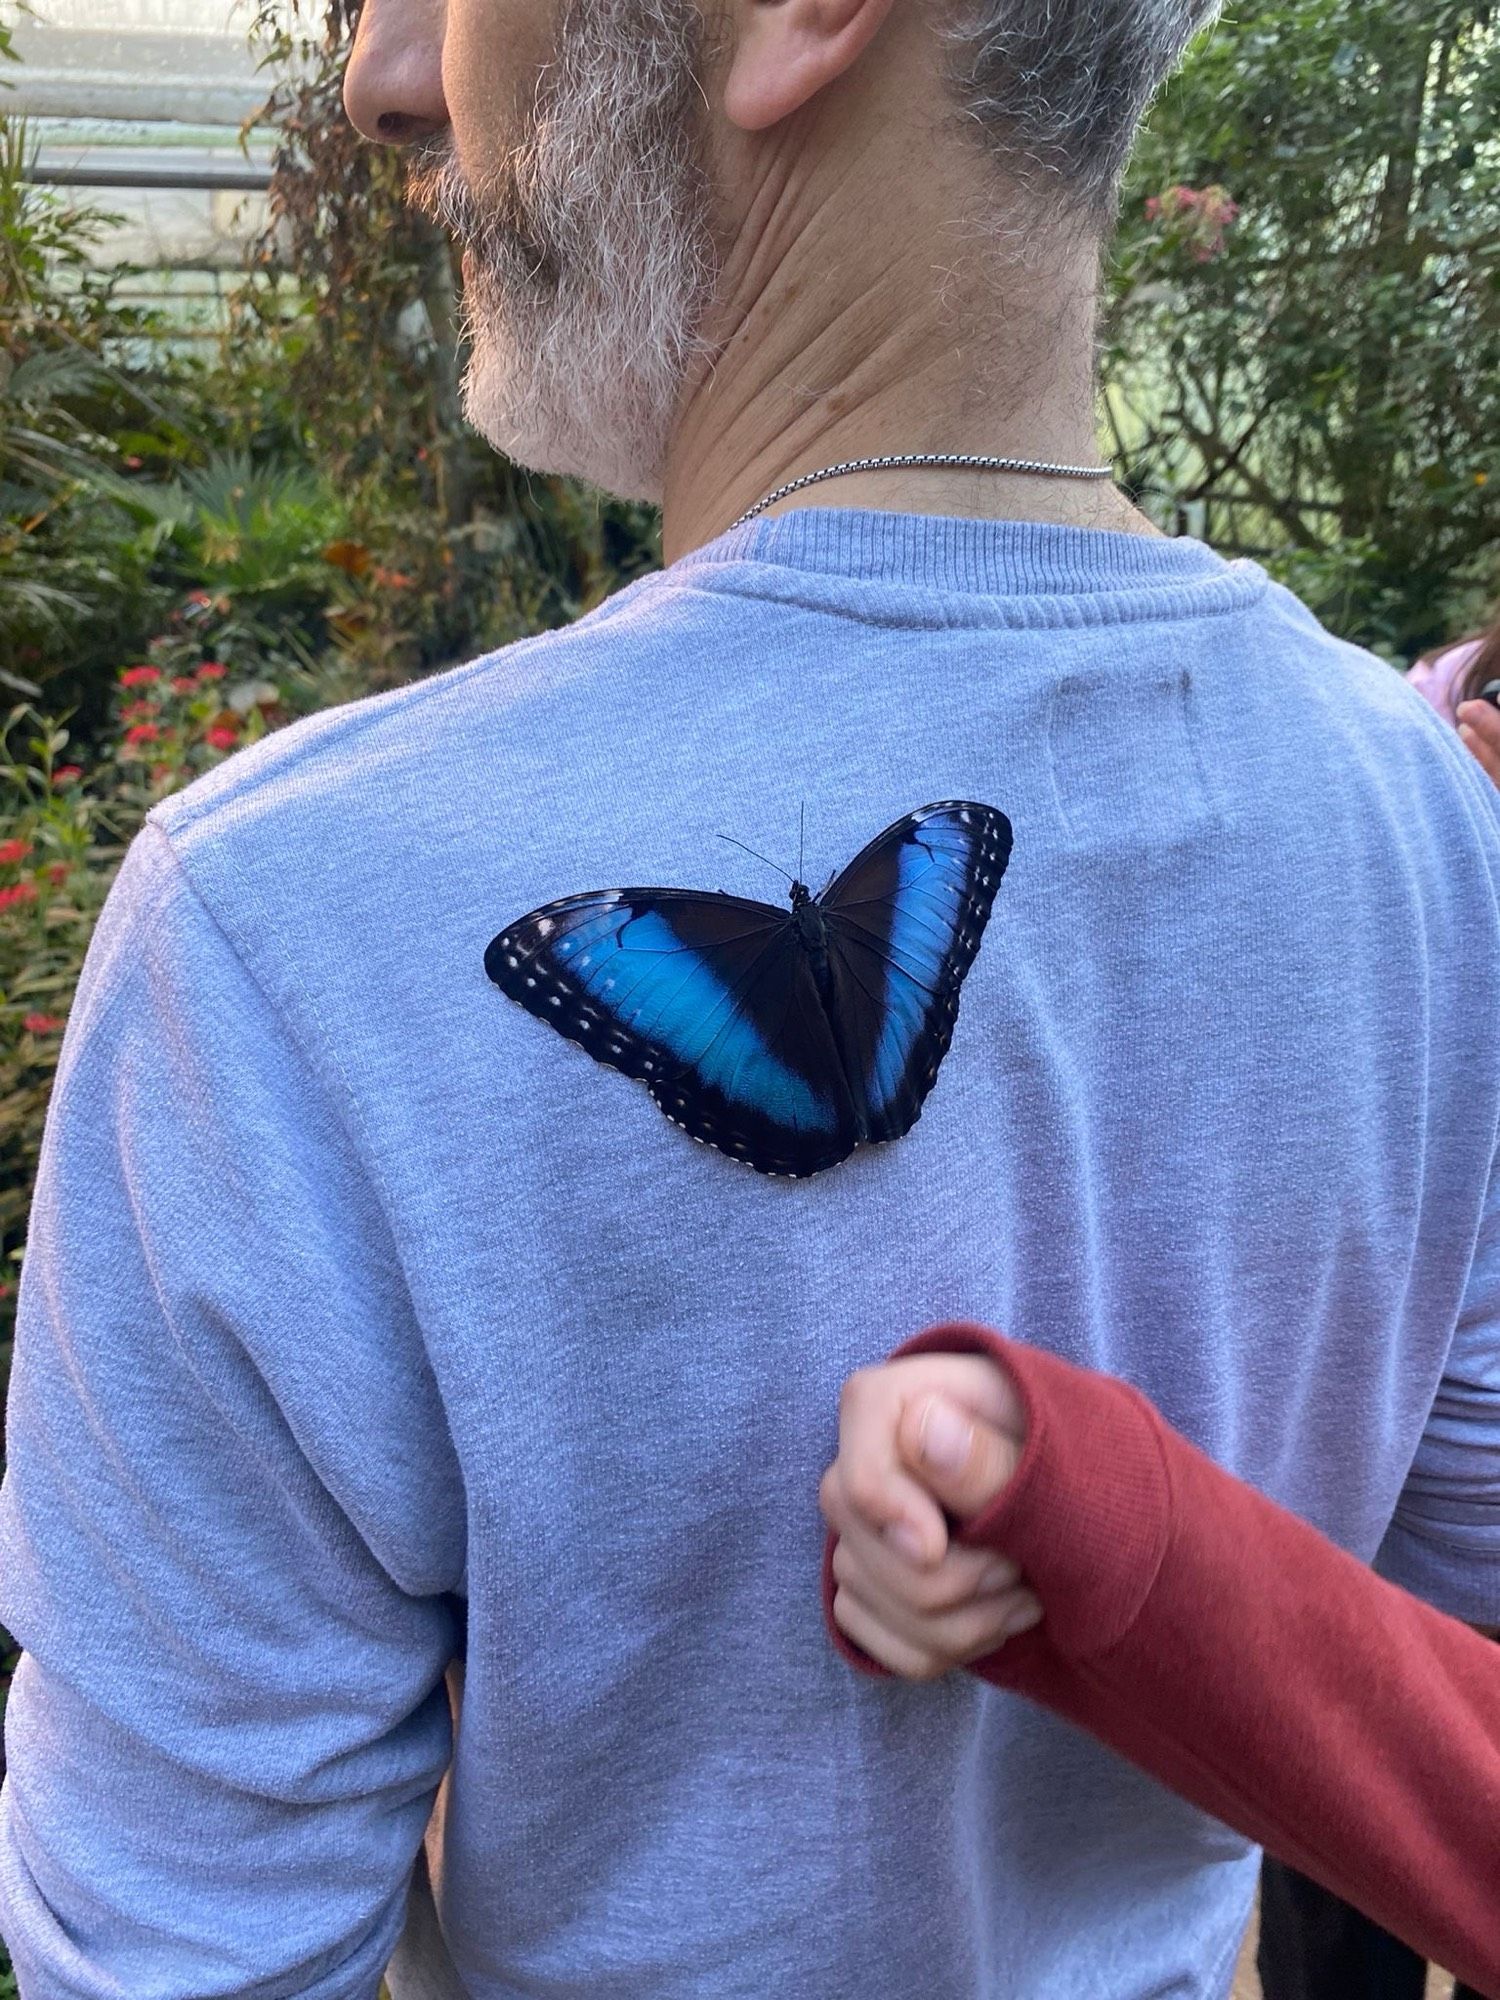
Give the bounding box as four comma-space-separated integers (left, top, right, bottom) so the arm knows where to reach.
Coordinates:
721, 0, 900, 132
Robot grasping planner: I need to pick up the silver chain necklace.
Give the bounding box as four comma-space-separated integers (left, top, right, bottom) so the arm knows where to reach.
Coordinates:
726, 449, 1113, 531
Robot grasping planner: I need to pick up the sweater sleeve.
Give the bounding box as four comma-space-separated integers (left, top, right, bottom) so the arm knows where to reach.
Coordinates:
821, 1321, 1500, 2000
0, 822, 459, 2000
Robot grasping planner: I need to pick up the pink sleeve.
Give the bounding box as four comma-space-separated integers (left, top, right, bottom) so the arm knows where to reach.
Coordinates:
1407, 639, 1480, 730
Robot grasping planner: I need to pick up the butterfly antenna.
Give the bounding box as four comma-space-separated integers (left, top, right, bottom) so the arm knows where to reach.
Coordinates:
716, 832, 795, 885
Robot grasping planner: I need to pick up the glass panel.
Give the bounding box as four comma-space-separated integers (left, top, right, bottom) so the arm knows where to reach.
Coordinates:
11, 0, 293, 126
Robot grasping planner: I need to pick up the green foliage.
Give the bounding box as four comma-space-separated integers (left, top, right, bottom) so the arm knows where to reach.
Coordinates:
150, 450, 350, 593
0, 708, 127, 1384
1108, 0, 1500, 657
1, 6, 661, 754
0, 114, 188, 695
232, 0, 663, 652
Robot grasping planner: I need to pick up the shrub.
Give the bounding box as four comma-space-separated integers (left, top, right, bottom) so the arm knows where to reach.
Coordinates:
1108, 0, 1500, 659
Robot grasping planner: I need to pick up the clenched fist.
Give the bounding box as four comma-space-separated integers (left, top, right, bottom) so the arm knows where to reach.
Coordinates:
819, 1352, 1042, 1681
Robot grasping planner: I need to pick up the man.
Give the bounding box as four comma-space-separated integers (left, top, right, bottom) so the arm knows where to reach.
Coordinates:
2, 5, 1497, 1999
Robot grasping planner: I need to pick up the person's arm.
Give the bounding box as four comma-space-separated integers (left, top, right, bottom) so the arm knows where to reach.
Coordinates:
0, 821, 461, 1999
1370, 1128, 1500, 1646
822, 1321, 1500, 2000
1405, 639, 1473, 729
1455, 699, 1500, 792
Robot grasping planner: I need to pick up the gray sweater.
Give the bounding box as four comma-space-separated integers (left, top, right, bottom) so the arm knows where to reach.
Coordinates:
4, 510, 1498, 2000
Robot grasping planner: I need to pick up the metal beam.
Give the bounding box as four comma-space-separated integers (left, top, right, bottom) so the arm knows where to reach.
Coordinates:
23, 160, 275, 190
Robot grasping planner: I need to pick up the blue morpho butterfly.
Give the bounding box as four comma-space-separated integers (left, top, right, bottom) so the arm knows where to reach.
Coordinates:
483, 799, 1013, 1179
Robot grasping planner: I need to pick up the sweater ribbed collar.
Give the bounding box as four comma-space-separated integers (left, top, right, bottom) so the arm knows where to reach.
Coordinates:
673, 505, 1237, 600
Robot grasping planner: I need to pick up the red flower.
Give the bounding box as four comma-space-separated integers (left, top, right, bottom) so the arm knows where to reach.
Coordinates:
0, 838, 33, 865
123, 454, 143, 470
1145, 194, 1162, 220
22, 1012, 64, 1034
120, 664, 161, 687
51, 766, 82, 787
0, 882, 39, 910
205, 725, 240, 752
196, 662, 228, 681
46, 862, 69, 885
121, 699, 159, 723
124, 723, 161, 746
171, 675, 198, 694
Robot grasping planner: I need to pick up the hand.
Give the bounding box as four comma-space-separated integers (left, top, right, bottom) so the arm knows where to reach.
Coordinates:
1456, 697, 1500, 790
819, 1353, 1043, 1680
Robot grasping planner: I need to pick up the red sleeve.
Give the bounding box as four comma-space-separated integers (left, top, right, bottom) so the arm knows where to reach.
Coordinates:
821, 1321, 1500, 2000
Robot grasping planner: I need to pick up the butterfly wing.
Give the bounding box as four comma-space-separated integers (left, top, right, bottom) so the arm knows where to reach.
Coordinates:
484, 888, 860, 1177
818, 800, 1013, 1143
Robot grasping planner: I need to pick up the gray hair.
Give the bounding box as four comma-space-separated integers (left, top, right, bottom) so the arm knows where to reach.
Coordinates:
939, 0, 1223, 223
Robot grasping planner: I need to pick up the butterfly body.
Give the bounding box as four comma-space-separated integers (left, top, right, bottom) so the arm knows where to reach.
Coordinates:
485, 801, 1013, 1179
787, 881, 834, 991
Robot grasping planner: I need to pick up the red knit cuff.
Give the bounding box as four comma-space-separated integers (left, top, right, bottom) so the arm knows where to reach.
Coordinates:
897, 1323, 1173, 1660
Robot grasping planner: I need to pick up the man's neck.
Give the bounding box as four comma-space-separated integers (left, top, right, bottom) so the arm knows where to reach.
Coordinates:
658, 158, 1157, 563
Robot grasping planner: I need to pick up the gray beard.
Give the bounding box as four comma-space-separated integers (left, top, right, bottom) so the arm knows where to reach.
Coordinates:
404, 0, 720, 502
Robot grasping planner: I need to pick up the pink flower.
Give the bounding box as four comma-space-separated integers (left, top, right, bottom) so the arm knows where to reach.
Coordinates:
205, 725, 240, 752
120, 665, 161, 687
51, 766, 83, 787
0, 882, 38, 910
22, 1012, 64, 1034
196, 662, 228, 682
1196, 186, 1239, 228
1147, 181, 1239, 260
171, 675, 198, 694
124, 723, 161, 746
0, 838, 32, 866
